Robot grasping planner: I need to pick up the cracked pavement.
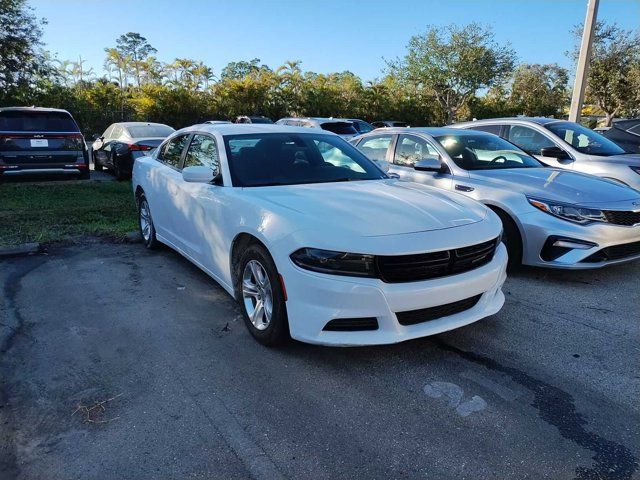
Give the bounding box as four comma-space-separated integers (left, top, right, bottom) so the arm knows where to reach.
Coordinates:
0, 241, 638, 479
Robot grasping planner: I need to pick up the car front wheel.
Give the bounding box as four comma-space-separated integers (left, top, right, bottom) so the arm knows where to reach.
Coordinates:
138, 194, 158, 249
238, 244, 289, 346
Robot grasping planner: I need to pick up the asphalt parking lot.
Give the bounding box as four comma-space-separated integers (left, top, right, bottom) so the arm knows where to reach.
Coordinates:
1, 241, 638, 479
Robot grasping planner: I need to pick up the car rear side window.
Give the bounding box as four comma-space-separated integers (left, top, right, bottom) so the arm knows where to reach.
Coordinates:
0, 111, 79, 132
158, 134, 189, 169
184, 134, 219, 170
357, 135, 393, 161
468, 124, 502, 135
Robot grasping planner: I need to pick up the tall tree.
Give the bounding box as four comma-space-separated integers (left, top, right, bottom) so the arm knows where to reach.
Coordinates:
510, 63, 568, 117
220, 58, 269, 80
115, 32, 157, 87
571, 22, 640, 126
0, 0, 51, 99
390, 23, 516, 124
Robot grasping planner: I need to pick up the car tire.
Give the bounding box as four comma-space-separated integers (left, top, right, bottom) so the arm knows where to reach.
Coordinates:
238, 244, 289, 347
492, 208, 522, 271
138, 194, 158, 249
113, 152, 127, 181
78, 169, 90, 180
93, 152, 103, 171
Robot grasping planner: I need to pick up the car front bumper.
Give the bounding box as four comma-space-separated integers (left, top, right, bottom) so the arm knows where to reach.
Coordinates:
279, 243, 507, 346
519, 209, 640, 268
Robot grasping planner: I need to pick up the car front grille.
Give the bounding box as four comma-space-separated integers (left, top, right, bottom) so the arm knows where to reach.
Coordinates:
581, 240, 640, 262
395, 294, 483, 326
375, 238, 498, 283
603, 210, 640, 226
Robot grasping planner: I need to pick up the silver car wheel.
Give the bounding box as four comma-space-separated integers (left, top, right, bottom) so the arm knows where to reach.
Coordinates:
139, 199, 152, 242
242, 260, 273, 331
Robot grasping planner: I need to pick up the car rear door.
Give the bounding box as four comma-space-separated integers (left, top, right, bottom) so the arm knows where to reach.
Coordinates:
0, 110, 86, 171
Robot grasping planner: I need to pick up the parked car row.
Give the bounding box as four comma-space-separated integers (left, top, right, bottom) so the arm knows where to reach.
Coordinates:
131, 121, 639, 348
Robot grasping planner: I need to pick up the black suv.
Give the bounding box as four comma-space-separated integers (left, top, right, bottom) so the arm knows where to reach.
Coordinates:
0, 107, 89, 180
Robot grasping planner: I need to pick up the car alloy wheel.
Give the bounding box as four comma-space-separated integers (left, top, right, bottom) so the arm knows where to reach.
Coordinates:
139, 199, 152, 242
242, 260, 273, 331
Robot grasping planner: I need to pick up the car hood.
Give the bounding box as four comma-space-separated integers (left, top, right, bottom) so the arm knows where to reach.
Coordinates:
470, 168, 640, 206
243, 179, 487, 237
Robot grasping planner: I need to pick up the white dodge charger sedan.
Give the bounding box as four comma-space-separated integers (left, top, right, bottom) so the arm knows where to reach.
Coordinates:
132, 124, 507, 346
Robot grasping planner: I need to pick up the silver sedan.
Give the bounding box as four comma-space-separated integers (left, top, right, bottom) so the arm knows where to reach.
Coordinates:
351, 127, 640, 269
452, 117, 640, 190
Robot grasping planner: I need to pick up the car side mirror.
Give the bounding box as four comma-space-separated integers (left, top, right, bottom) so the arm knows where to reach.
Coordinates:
414, 156, 442, 172
540, 146, 570, 160
182, 166, 215, 183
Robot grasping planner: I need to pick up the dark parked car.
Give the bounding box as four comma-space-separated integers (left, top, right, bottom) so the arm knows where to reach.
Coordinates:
235, 116, 273, 124
596, 119, 640, 154
372, 120, 408, 128
347, 118, 375, 134
92, 122, 175, 179
0, 106, 89, 180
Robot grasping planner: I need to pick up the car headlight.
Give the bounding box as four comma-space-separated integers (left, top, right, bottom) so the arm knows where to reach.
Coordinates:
290, 248, 376, 277
630, 166, 640, 176
527, 197, 606, 224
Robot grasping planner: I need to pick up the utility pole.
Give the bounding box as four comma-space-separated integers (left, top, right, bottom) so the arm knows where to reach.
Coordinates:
568, 0, 599, 123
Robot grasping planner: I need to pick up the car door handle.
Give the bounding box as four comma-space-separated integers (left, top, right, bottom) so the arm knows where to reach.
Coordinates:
455, 184, 474, 192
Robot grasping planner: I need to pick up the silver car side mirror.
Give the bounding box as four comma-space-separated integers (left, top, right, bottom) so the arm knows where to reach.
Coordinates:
414, 156, 442, 172
182, 166, 214, 183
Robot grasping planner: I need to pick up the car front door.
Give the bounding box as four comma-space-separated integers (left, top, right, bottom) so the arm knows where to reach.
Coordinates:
94, 125, 114, 165
390, 134, 454, 190
171, 133, 226, 277
504, 124, 574, 169
148, 134, 190, 246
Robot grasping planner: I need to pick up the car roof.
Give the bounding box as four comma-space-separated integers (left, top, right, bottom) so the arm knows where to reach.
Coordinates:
114, 121, 173, 127
454, 117, 563, 127
360, 127, 495, 137
0, 106, 72, 114
279, 117, 352, 125
178, 123, 338, 136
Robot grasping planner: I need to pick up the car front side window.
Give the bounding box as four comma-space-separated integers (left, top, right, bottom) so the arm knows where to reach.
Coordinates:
394, 135, 439, 167
506, 125, 556, 155
158, 134, 189, 169
184, 134, 220, 173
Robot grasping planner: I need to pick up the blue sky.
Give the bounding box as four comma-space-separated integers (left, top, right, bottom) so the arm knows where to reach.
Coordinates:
32, 0, 639, 81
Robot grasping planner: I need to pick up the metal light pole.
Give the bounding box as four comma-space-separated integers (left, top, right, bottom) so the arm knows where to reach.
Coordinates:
568, 0, 600, 123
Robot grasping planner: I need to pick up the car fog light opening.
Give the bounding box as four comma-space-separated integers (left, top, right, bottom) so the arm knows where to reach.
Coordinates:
540, 236, 598, 262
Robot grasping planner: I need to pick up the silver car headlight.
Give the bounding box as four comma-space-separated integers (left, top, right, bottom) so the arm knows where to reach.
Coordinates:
527, 197, 606, 225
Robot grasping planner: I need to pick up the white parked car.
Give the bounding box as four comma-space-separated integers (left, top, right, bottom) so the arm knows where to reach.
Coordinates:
132, 124, 507, 346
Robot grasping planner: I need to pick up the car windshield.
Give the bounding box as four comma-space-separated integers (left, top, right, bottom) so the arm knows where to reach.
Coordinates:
0, 111, 79, 132
224, 132, 387, 187
544, 121, 625, 156
433, 133, 543, 170
320, 122, 358, 135
127, 125, 175, 138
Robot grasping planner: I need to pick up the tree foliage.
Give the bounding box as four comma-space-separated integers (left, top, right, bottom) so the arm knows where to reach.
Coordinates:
390, 23, 516, 124
571, 21, 640, 125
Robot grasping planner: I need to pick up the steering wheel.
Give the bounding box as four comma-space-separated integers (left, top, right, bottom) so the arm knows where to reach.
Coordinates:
489, 155, 508, 164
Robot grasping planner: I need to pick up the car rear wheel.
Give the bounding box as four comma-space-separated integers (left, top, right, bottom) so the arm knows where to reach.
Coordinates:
138, 194, 158, 249
93, 152, 103, 171
238, 244, 289, 346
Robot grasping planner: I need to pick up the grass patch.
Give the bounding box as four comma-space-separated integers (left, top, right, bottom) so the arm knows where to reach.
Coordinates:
0, 181, 138, 246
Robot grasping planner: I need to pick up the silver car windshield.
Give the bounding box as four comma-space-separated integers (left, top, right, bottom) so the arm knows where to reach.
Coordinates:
544, 121, 625, 156
434, 133, 543, 170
